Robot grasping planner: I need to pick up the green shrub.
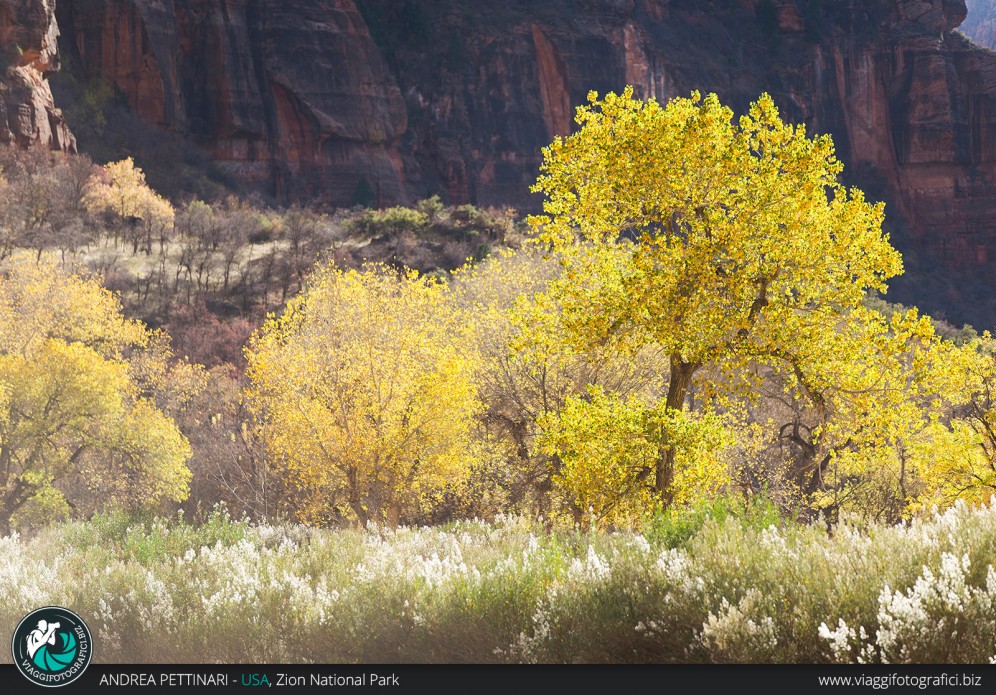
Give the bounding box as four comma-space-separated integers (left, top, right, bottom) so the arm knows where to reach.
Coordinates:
353, 177, 376, 208
642, 493, 784, 549
349, 205, 429, 238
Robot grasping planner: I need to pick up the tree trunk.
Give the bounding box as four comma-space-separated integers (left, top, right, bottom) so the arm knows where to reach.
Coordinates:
346, 468, 367, 527
655, 354, 697, 507
386, 500, 401, 528
0, 478, 30, 536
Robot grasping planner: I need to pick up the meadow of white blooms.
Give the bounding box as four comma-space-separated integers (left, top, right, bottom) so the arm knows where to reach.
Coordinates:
1, 503, 996, 663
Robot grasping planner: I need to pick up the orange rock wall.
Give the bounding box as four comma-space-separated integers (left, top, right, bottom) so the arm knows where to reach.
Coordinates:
37, 0, 996, 272
0, 0, 74, 151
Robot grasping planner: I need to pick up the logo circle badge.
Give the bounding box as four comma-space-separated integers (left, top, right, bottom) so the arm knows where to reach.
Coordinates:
11, 607, 92, 687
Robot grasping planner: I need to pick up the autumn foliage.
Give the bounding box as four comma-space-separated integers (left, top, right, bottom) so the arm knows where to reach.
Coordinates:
245, 264, 481, 526
0, 263, 196, 532
4, 88, 996, 533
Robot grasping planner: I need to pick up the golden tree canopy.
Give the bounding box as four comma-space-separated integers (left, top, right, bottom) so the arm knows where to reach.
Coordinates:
246, 264, 482, 526
531, 88, 903, 368
0, 263, 194, 531
529, 88, 907, 510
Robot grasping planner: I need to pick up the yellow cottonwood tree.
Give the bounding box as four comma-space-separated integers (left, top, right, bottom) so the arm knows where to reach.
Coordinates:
538, 387, 728, 528
83, 157, 174, 253
530, 88, 904, 509
0, 263, 194, 532
245, 263, 481, 526
914, 333, 996, 509
770, 306, 963, 519
452, 248, 667, 520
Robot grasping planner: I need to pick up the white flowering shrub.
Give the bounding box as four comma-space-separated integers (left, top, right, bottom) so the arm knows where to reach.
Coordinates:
698, 590, 779, 662
872, 553, 996, 663
0, 502, 995, 663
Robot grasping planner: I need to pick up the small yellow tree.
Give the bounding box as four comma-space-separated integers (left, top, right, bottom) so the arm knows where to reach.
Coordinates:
0, 263, 194, 532
538, 387, 728, 528
84, 157, 174, 253
245, 263, 481, 526
773, 306, 962, 520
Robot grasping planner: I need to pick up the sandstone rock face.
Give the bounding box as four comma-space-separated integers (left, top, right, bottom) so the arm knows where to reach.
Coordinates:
40, 0, 996, 279
0, 0, 74, 150
59, 0, 407, 203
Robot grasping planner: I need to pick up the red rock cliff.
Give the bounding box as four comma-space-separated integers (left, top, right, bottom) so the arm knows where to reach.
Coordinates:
58, 0, 406, 203
0, 0, 73, 150
42, 0, 996, 276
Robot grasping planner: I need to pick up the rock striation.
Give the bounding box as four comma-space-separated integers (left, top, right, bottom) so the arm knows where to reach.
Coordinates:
0, 0, 74, 151
57, 0, 407, 203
